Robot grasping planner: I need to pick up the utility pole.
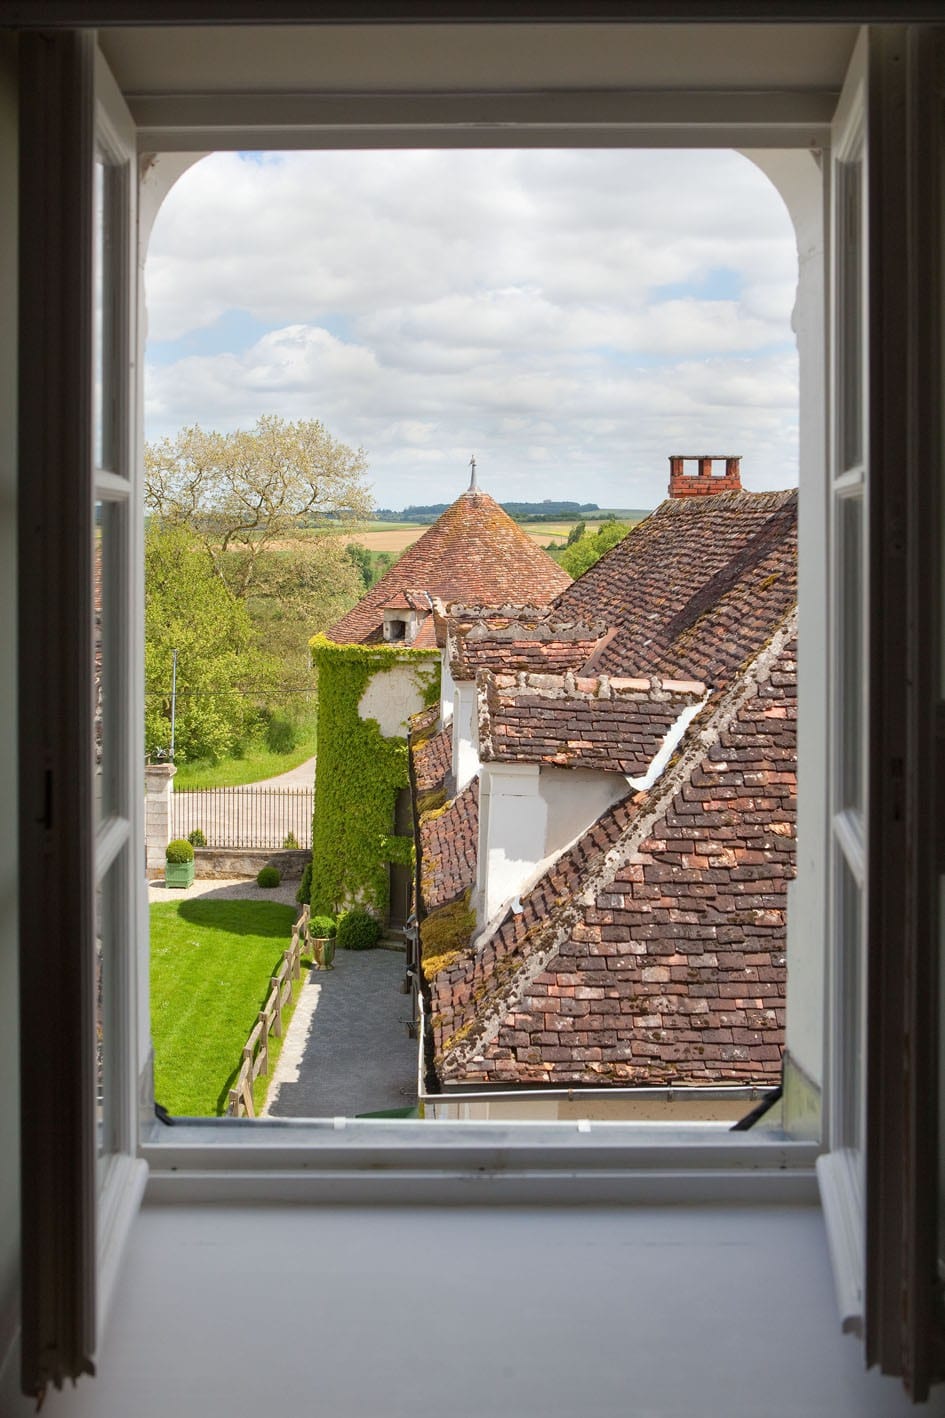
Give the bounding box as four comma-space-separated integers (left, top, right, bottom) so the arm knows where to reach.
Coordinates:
169, 648, 178, 761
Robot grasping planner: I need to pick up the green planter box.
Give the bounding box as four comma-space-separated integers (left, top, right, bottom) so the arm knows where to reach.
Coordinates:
165, 860, 195, 889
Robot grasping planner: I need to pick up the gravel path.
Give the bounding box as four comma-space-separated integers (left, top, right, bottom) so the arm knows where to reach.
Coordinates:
148, 875, 301, 908
265, 946, 418, 1118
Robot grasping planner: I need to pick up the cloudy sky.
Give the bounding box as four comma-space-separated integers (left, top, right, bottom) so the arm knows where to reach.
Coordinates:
144, 148, 799, 512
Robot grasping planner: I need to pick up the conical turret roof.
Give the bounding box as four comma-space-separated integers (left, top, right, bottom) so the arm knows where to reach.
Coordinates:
327, 487, 572, 645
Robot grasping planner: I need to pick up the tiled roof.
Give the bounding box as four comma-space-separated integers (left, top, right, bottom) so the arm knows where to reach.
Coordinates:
478, 672, 706, 775
557, 489, 797, 686
327, 489, 572, 644
412, 715, 452, 795
447, 609, 608, 682
426, 618, 797, 1088
419, 779, 480, 914
383, 588, 434, 611
408, 716, 479, 915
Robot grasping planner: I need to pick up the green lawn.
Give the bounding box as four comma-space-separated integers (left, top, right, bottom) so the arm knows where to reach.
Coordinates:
150, 899, 306, 1116
173, 719, 317, 790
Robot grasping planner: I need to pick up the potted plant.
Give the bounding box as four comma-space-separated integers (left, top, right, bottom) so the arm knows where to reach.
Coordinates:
165, 837, 195, 889
308, 914, 337, 970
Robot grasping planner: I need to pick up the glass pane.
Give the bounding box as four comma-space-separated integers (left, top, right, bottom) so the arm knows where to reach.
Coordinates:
839, 494, 864, 815
838, 849, 863, 1152
939, 878, 945, 1283
837, 158, 863, 474
93, 157, 104, 469
93, 154, 119, 472
95, 881, 105, 1164
94, 498, 125, 828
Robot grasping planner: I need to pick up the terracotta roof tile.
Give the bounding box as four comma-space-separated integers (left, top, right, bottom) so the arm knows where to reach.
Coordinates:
419, 780, 480, 914
328, 490, 571, 644
477, 672, 705, 775
555, 489, 797, 686
428, 620, 797, 1089
447, 609, 608, 682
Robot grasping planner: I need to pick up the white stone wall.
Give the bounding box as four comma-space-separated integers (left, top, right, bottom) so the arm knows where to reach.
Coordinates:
453, 680, 479, 792
144, 763, 176, 877
357, 660, 436, 739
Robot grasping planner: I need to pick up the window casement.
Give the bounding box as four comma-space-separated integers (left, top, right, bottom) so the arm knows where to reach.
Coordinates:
12, 14, 945, 1405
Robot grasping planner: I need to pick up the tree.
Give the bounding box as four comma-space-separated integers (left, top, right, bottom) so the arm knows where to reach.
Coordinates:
558, 520, 631, 580
145, 415, 373, 598
243, 538, 364, 686
145, 522, 272, 762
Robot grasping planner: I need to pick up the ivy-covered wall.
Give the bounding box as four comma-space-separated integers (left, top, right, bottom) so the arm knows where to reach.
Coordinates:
309, 634, 439, 918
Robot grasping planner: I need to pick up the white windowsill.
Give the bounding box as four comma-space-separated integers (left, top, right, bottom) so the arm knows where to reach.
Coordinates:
140, 1118, 820, 1206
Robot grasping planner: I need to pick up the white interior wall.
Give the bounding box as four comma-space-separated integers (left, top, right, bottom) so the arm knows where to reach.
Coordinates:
0, 1201, 925, 1418
0, 33, 18, 1380
743, 149, 828, 1115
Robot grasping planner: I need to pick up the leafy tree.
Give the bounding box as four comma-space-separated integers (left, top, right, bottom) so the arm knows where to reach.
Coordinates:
242, 538, 364, 687
565, 519, 586, 547
145, 415, 373, 598
145, 523, 271, 763
344, 541, 374, 592
559, 520, 632, 580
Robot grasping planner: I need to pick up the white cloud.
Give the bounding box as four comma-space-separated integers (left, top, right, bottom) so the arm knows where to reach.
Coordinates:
144, 148, 799, 508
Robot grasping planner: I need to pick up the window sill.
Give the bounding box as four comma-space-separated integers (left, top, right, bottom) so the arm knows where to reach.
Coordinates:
140, 1117, 820, 1206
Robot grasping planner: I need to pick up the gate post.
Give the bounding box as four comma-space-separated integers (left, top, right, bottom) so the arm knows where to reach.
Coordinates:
144, 762, 176, 878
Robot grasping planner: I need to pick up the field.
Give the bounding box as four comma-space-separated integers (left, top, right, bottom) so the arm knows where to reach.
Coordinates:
345, 518, 635, 555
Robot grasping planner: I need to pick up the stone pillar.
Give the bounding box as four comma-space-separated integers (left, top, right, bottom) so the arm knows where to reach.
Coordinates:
144, 762, 176, 878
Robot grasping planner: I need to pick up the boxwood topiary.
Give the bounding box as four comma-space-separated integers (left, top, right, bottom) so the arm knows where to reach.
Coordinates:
336, 909, 382, 951
165, 838, 194, 864
256, 865, 281, 888
186, 828, 207, 848
308, 914, 337, 939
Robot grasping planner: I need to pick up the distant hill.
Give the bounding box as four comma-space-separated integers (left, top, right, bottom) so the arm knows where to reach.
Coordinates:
373, 499, 651, 525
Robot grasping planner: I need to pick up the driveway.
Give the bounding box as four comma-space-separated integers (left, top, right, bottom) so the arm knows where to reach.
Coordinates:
171, 756, 316, 849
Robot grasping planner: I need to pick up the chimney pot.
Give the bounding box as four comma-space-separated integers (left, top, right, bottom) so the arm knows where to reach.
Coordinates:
668, 455, 743, 499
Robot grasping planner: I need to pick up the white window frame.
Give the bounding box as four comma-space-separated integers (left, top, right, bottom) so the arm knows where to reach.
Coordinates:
16, 13, 945, 1401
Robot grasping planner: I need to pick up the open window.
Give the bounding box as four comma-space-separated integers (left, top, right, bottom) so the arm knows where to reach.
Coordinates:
12, 15, 945, 1404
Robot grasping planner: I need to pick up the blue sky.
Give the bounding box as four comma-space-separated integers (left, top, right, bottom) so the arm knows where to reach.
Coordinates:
144, 149, 799, 511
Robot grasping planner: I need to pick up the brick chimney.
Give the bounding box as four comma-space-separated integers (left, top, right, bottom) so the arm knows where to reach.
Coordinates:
668, 454, 742, 499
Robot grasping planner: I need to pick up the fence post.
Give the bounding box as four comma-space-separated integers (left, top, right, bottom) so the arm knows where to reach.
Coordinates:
144, 762, 176, 876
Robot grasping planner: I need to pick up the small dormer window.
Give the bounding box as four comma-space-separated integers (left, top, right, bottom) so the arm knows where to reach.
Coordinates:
387, 618, 407, 641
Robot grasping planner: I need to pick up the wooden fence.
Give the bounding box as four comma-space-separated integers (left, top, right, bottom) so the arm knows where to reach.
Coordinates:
227, 905, 308, 1118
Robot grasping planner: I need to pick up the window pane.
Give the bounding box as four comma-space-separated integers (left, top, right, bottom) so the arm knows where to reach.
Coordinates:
837, 158, 863, 474
93, 153, 120, 473
838, 849, 863, 1152
93, 499, 119, 827
95, 881, 106, 1166
839, 494, 864, 815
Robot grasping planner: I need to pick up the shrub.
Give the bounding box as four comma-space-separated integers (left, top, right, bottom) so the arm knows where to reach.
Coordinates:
165, 838, 194, 864
308, 914, 337, 939
187, 828, 207, 848
265, 710, 299, 755
283, 830, 300, 849
256, 865, 281, 888
336, 909, 382, 951
296, 861, 312, 905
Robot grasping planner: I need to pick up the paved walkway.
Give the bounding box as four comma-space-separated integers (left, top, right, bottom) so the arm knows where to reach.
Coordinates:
265, 946, 418, 1118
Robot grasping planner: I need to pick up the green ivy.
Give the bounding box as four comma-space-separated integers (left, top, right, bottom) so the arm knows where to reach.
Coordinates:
309, 635, 438, 917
